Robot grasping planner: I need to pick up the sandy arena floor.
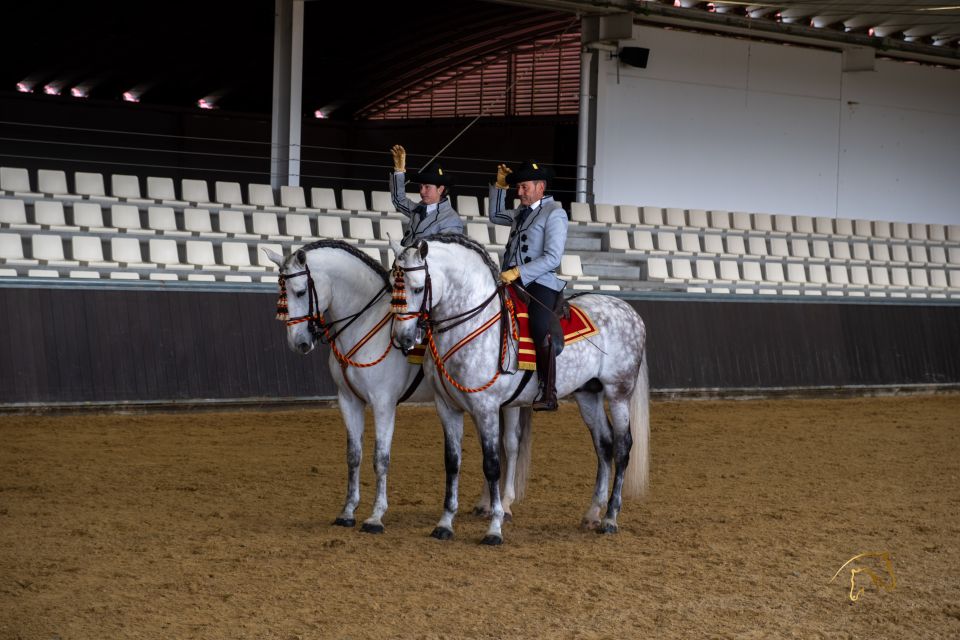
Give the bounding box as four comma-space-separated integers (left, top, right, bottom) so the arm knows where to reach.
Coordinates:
1, 395, 959, 639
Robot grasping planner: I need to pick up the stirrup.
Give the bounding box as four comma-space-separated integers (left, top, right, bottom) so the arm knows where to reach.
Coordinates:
532, 389, 558, 412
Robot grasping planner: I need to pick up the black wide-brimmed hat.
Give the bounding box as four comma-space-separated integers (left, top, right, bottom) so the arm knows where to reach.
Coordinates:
409, 162, 453, 187
506, 159, 554, 186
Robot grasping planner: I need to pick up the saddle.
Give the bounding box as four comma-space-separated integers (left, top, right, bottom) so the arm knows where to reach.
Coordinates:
505, 286, 598, 371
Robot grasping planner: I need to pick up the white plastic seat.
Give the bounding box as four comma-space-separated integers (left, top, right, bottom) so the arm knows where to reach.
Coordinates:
752, 214, 775, 234
32, 235, 77, 265
280, 185, 309, 209
646, 257, 668, 281
910, 245, 928, 264
466, 222, 491, 245
143, 206, 180, 235
1, 167, 37, 196
34, 201, 77, 230
725, 236, 746, 256
929, 246, 947, 264
731, 212, 752, 231
667, 258, 694, 282
890, 244, 910, 263
655, 231, 678, 253
493, 225, 510, 246
811, 240, 831, 260
773, 215, 794, 233
641, 207, 663, 226
871, 243, 891, 262
147, 238, 189, 269
891, 222, 909, 240
633, 230, 655, 252
850, 242, 871, 262
666, 208, 688, 227
594, 204, 617, 225
370, 191, 397, 214
110, 174, 145, 202
249, 184, 280, 209
560, 254, 597, 280
928, 225, 947, 242
617, 205, 640, 225
27, 269, 60, 278
378, 219, 404, 242
570, 202, 592, 224
834, 218, 854, 236
217, 210, 253, 236
853, 219, 872, 237
0, 199, 35, 229
794, 216, 815, 235
607, 229, 631, 252
747, 237, 767, 256
252, 212, 291, 240
769, 238, 789, 258
909, 268, 930, 288
948, 271, 960, 289
909, 223, 928, 241
222, 242, 264, 271
316, 216, 344, 239
182, 179, 215, 206
831, 241, 851, 261
679, 233, 701, 254
74, 172, 116, 202
873, 221, 892, 239
187, 240, 228, 271
829, 265, 850, 286
785, 263, 807, 284
285, 213, 314, 239
71, 236, 116, 267
790, 239, 811, 259
457, 196, 480, 218
764, 262, 787, 286
807, 264, 829, 286
0, 233, 36, 264
311, 187, 340, 210
741, 261, 765, 284
146, 177, 185, 205
708, 211, 730, 230
814, 217, 834, 236
870, 266, 891, 287
358, 246, 384, 267
929, 269, 949, 289
949, 248, 960, 266
215, 182, 255, 210
348, 217, 380, 243
38, 169, 79, 200
72, 202, 111, 232
695, 259, 719, 281
718, 260, 740, 282
341, 189, 368, 212
687, 210, 708, 228
183, 208, 223, 236
110, 237, 154, 268
702, 235, 724, 255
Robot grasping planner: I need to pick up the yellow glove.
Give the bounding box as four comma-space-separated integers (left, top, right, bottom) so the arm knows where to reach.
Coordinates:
495, 163, 512, 189
500, 267, 521, 284
391, 144, 406, 172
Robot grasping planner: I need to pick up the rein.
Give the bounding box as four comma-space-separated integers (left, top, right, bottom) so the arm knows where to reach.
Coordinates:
392, 261, 519, 394
278, 265, 394, 369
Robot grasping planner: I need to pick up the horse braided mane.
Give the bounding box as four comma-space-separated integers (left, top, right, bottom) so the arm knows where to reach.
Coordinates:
419, 233, 500, 283
292, 239, 391, 287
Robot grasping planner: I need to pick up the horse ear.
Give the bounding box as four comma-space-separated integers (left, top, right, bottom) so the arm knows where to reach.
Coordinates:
295, 249, 307, 266
263, 248, 284, 268
417, 240, 429, 260
389, 239, 404, 261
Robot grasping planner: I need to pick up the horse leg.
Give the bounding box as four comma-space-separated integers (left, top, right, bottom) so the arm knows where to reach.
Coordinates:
476, 412, 505, 545
574, 390, 613, 531
431, 395, 464, 540
334, 390, 365, 527
360, 402, 396, 534
600, 396, 634, 534
499, 406, 520, 522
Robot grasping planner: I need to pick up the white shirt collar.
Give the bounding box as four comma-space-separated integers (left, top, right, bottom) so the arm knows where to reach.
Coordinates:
525, 199, 542, 210
424, 202, 439, 213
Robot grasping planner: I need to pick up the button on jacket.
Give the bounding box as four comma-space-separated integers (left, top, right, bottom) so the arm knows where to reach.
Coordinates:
390, 171, 464, 247
488, 185, 567, 292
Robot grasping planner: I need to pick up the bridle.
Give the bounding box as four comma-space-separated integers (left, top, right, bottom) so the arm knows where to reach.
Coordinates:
277, 263, 393, 369
391, 257, 518, 394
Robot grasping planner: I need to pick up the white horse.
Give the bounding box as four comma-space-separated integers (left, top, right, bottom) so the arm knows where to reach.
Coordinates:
390, 235, 649, 545
266, 240, 530, 535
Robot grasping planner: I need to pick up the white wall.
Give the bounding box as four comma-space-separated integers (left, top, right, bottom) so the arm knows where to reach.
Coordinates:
594, 25, 960, 225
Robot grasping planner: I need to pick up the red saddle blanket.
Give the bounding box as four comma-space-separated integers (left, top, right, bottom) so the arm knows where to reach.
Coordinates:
408, 287, 599, 371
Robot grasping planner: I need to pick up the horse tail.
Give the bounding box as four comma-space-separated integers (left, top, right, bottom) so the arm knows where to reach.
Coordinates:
623, 339, 650, 499
513, 407, 534, 503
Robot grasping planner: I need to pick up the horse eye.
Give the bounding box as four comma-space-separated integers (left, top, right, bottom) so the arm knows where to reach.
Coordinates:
295, 290, 306, 298
412, 286, 424, 294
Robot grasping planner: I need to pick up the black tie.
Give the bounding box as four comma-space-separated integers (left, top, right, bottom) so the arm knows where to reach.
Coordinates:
516, 206, 531, 227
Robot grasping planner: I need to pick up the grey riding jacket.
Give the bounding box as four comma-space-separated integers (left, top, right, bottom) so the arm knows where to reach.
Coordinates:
390, 171, 464, 247
488, 186, 568, 292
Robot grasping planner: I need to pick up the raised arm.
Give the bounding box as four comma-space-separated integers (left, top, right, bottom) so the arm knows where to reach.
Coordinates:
487, 163, 515, 226
389, 144, 420, 216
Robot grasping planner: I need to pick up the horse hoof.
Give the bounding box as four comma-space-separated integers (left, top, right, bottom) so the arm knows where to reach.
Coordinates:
480, 534, 503, 546
333, 517, 356, 528
598, 522, 619, 535
430, 527, 454, 541
360, 522, 384, 534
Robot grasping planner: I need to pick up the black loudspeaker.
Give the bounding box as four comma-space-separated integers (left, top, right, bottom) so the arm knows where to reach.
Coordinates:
619, 46, 650, 69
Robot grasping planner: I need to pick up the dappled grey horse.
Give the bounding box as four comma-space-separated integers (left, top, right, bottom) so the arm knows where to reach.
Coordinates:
390, 235, 649, 545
